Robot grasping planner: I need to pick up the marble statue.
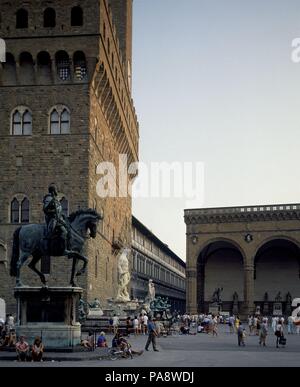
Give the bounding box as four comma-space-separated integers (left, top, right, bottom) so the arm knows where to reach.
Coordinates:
147, 279, 156, 302
115, 248, 131, 303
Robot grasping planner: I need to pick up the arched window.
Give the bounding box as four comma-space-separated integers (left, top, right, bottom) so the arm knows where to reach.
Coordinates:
60, 197, 69, 216
2, 53, 17, 85
21, 198, 29, 223
10, 197, 30, 223
61, 109, 70, 133
55, 51, 70, 81
71, 6, 83, 26
11, 107, 32, 135
50, 106, 70, 134
16, 9, 28, 29
11, 198, 20, 223
44, 8, 56, 28
19, 52, 35, 83
37, 51, 51, 81
73, 51, 87, 80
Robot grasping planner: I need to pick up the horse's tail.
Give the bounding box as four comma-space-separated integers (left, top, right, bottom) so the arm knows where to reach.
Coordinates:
10, 227, 21, 277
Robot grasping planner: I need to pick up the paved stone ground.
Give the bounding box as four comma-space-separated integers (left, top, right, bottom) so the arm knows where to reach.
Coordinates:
1, 325, 300, 367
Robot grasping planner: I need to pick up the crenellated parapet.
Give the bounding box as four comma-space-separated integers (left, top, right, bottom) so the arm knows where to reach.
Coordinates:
185, 204, 300, 225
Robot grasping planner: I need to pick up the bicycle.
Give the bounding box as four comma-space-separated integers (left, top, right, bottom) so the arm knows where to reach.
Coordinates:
108, 344, 133, 361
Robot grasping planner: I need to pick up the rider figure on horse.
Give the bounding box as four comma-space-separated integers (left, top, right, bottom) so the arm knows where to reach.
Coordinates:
43, 184, 70, 253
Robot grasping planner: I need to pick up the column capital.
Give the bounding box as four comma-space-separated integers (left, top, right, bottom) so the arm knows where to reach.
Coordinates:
186, 269, 197, 278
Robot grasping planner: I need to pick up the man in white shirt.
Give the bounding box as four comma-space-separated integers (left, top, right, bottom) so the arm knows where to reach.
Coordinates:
112, 314, 119, 335
143, 314, 148, 335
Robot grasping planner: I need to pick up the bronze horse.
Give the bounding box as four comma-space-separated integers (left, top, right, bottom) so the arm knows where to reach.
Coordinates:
10, 209, 102, 287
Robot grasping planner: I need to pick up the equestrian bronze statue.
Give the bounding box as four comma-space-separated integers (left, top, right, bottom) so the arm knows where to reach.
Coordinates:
10, 184, 102, 287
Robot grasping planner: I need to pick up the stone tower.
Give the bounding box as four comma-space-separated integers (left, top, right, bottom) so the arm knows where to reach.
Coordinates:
0, 0, 139, 312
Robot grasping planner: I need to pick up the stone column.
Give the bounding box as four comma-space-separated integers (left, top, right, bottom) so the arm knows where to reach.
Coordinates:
243, 264, 255, 316
186, 267, 197, 314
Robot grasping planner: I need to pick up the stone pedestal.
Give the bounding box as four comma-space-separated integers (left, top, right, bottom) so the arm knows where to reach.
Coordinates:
209, 304, 220, 315
263, 302, 269, 316
14, 287, 82, 349
273, 302, 283, 316
88, 308, 104, 318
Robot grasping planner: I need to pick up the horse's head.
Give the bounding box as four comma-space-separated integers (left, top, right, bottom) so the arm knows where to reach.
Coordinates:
68, 209, 102, 239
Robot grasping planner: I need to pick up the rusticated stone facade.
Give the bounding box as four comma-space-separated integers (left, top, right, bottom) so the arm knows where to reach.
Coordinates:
0, 0, 139, 313
185, 204, 300, 317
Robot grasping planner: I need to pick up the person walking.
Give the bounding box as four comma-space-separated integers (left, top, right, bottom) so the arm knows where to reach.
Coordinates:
237, 323, 246, 346
142, 314, 148, 335
229, 315, 235, 334
234, 316, 240, 334
112, 314, 119, 335
212, 315, 218, 337
275, 321, 284, 348
133, 316, 139, 336
259, 318, 268, 347
287, 315, 294, 335
145, 317, 159, 352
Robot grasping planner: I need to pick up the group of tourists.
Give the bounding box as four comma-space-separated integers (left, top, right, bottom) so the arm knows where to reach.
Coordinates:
107, 313, 155, 337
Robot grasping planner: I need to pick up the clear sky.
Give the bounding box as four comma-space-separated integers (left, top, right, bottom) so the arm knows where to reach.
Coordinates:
131, 0, 300, 260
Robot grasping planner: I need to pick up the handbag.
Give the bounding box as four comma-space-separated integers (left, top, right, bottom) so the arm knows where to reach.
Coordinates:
279, 336, 286, 345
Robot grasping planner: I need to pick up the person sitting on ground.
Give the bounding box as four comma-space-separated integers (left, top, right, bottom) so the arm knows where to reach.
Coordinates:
180, 325, 190, 335
31, 337, 44, 362
112, 333, 121, 348
197, 324, 204, 333
81, 331, 94, 350
8, 330, 16, 347
0, 329, 8, 347
97, 332, 108, 348
16, 336, 30, 362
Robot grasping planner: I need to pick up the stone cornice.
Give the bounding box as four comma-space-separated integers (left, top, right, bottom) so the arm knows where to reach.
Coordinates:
184, 204, 300, 225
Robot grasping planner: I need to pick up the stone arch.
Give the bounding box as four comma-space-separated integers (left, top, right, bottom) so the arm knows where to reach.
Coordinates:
73, 51, 87, 80
71, 6, 83, 26
1, 53, 16, 85
19, 52, 35, 84
16, 8, 28, 29
37, 51, 52, 82
55, 51, 71, 81
253, 237, 300, 306
253, 235, 300, 258
43, 8, 56, 28
196, 237, 246, 265
196, 238, 246, 313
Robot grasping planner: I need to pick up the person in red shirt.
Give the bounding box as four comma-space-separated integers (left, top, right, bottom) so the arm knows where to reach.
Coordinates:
16, 336, 30, 361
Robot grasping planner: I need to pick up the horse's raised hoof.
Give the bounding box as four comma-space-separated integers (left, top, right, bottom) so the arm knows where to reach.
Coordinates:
76, 269, 85, 277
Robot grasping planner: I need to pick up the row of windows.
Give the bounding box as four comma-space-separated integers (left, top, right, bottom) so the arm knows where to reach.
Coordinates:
133, 253, 186, 290
10, 197, 68, 224
11, 106, 70, 136
13, 7, 83, 29
133, 229, 185, 274
4, 51, 87, 82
